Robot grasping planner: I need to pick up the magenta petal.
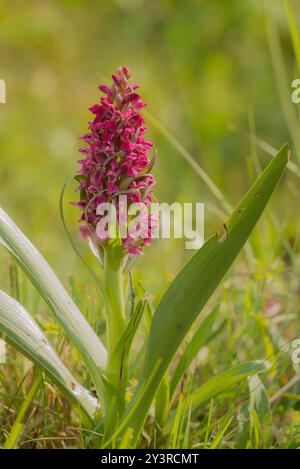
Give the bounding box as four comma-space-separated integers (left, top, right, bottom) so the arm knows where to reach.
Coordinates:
79, 225, 90, 240
99, 84, 112, 95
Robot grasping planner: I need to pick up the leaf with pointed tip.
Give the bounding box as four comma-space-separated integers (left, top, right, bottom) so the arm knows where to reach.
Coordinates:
108, 143, 288, 446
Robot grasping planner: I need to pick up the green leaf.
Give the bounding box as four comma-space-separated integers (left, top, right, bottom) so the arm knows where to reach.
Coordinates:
102, 299, 147, 440
248, 374, 273, 448
191, 361, 270, 410
0, 290, 98, 420
111, 298, 146, 392
170, 307, 218, 399
108, 143, 288, 445
155, 373, 170, 430
0, 206, 108, 406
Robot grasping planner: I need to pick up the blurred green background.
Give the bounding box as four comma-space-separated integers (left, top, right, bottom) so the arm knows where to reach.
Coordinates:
2, 0, 300, 449
0, 0, 299, 298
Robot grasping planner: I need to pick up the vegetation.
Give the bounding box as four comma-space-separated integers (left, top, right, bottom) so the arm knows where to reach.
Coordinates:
0, 0, 300, 449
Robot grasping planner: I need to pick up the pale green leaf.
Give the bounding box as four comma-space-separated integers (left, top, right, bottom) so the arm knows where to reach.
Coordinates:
0, 290, 98, 420
248, 374, 273, 448
0, 206, 107, 405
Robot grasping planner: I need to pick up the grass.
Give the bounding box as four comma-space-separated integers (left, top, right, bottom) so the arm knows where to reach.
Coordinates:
1, 0, 300, 450
1, 248, 300, 449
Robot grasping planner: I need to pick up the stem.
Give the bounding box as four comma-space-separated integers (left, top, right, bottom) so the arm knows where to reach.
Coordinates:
4, 369, 42, 449
103, 246, 126, 389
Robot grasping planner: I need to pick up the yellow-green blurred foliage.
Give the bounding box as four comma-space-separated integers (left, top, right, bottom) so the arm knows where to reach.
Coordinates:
0, 0, 299, 295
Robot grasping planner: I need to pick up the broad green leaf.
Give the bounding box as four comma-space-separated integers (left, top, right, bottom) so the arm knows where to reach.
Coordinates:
170, 307, 218, 399
0, 290, 98, 420
109, 143, 288, 445
0, 206, 107, 406
191, 361, 270, 410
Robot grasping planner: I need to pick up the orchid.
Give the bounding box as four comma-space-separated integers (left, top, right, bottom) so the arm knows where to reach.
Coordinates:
73, 66, 156, 257
72, 68, 159, 398
0, 66, 289, 448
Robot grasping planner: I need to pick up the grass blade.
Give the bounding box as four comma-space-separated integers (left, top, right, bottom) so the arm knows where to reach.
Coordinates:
4, 369, 43, 449
111, 298, 146, 393
267, 12, 300, 163
191, 361, 270, 410
209, 411, 234, 449
248, 374, 272, 448
145, 110, 232, 214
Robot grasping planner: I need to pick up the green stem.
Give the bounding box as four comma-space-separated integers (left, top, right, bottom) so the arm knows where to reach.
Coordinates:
103, 246, 126, 390
4, 369, 42, 449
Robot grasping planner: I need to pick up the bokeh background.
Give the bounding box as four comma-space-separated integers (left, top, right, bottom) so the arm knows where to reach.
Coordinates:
1, 0, 300, 448
0, 0, 299, 310
0, 0, 300, 283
